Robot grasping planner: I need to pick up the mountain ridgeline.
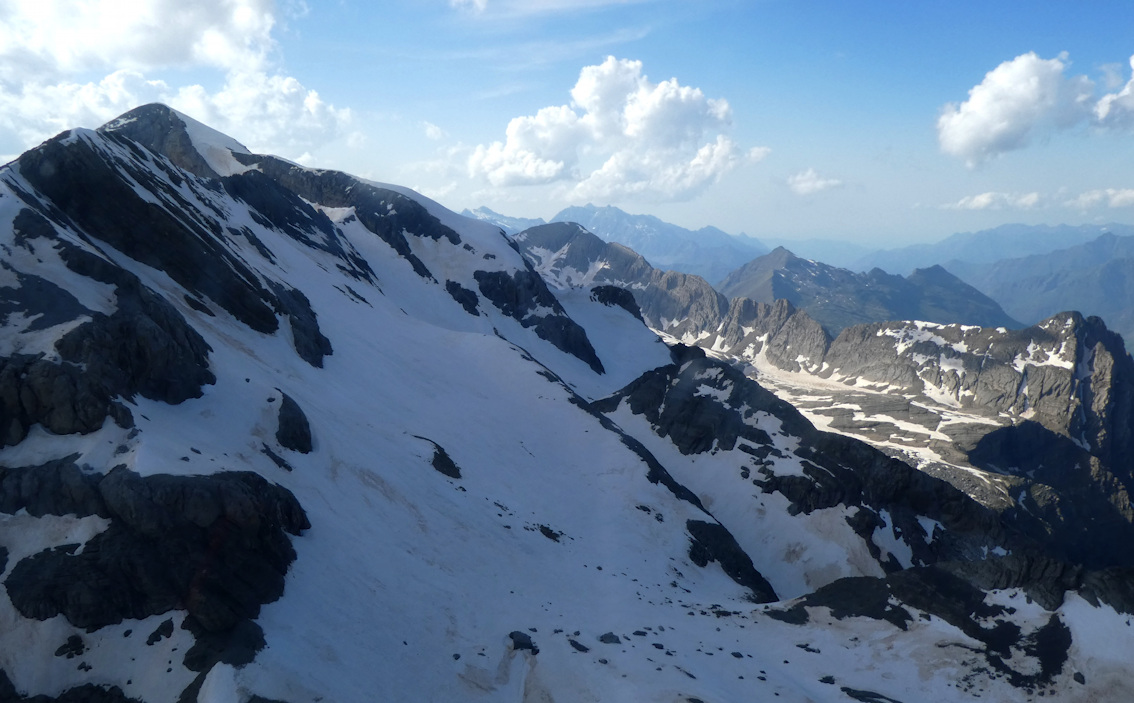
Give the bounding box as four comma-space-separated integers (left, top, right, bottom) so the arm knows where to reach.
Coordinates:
468, 202, 772, 285
718, 246, 1020, 335
516, 219, 1134, 570
0, 104, 1132, 702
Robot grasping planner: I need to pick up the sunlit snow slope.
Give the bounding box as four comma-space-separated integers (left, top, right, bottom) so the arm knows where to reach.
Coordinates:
0, 105, 1130, 703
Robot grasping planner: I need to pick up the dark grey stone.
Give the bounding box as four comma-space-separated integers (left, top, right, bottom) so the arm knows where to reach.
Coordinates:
589, 285, 643, 322
275, 393, 312, 454
17, 134, 280, 334
474, 269, 604, 374
230, 154, 457, 280
55, 277, 215, 406
718, 247, 1019, 336
686, 520, 777, 603
267, 284, 332, 369
445, 281, 480, 316
0, 668, 141, 703
0, 355, 132, 448
508, 631, 538, 655
3, 463, 309, 633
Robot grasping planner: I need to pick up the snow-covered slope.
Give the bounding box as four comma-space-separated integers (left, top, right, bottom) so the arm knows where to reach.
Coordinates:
0, 104, 1131, 703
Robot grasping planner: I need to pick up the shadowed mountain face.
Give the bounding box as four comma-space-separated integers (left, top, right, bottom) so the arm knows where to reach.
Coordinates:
719, 246, 1021, 335
1, 104, 1133, 702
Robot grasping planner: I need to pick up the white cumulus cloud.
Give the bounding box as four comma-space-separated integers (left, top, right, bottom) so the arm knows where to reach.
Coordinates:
786, 168, 842, 196
937, 52, 1094, 167
0, 0, 349, 160
469, 56, 764, 200
1095, 56, 1134, 130
937, 51, 1134, 166
0, 0, 276, 80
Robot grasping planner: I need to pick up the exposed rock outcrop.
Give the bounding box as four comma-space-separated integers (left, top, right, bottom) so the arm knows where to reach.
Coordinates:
0, 355, 133, 447
17, 132, 280, 334
474, 269, 605, 374
3, 460, 308, 633
275, 393, 313, 454
686, 520, 777, 603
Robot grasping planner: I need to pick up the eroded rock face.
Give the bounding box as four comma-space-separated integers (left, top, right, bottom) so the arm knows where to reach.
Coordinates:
716, 297, 830, 373
98, 103, 227, 179
232, 154, 454, 281
589, 285, 643, 322
0, 267, 90, 334
598, 354, 1010, 568
0, 355, 132, 447
474, 269, 605, 374
0, 670, 141, 703
56, 279, 215, 405
514, 222, 729, 337
0, 215, 217, 446
2, 460, 309, 633
11, 141, 336, 371
686, 520, 777, 603
267, 283, 333, 369
17, 133, 280, 335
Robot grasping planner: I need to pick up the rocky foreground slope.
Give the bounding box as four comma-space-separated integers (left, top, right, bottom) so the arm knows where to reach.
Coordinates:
0, 105, 1131, 702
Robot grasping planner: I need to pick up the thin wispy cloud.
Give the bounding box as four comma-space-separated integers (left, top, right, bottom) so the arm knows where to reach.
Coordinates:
1066, 188, 1134, 209
787, 168, 842, 196
450, 0, 657, 17
942, 188, 1134, 211
942, 191, 1042, 210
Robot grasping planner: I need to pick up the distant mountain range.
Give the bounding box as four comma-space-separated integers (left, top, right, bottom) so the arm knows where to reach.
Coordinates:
946, 231, 1134, 346
466, 203, 767, 285
461, 206, 545, 235
852, 222, 1134, 274
478, 199, 1134, 344
719, 246, 1020, 334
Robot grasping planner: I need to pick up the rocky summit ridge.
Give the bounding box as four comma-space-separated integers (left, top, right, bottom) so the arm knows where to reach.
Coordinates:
0, 104, 1131, 702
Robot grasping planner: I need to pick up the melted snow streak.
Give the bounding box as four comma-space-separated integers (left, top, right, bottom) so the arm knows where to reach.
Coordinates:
0, 107, 1131, 702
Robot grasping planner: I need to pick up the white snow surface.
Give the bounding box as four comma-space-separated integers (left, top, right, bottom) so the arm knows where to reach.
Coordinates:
0, 125, 1128, 702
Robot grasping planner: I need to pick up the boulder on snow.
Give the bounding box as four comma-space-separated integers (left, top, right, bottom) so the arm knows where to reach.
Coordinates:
276, 393, 313, 454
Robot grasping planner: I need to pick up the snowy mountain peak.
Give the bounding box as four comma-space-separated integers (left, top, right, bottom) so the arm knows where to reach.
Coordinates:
99, 103, 252, 178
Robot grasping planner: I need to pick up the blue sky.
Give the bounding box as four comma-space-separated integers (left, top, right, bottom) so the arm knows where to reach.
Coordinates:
3, 0, 1134, 246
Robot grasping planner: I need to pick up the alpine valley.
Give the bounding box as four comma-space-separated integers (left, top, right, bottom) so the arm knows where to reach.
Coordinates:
0, 104, 1132, 703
